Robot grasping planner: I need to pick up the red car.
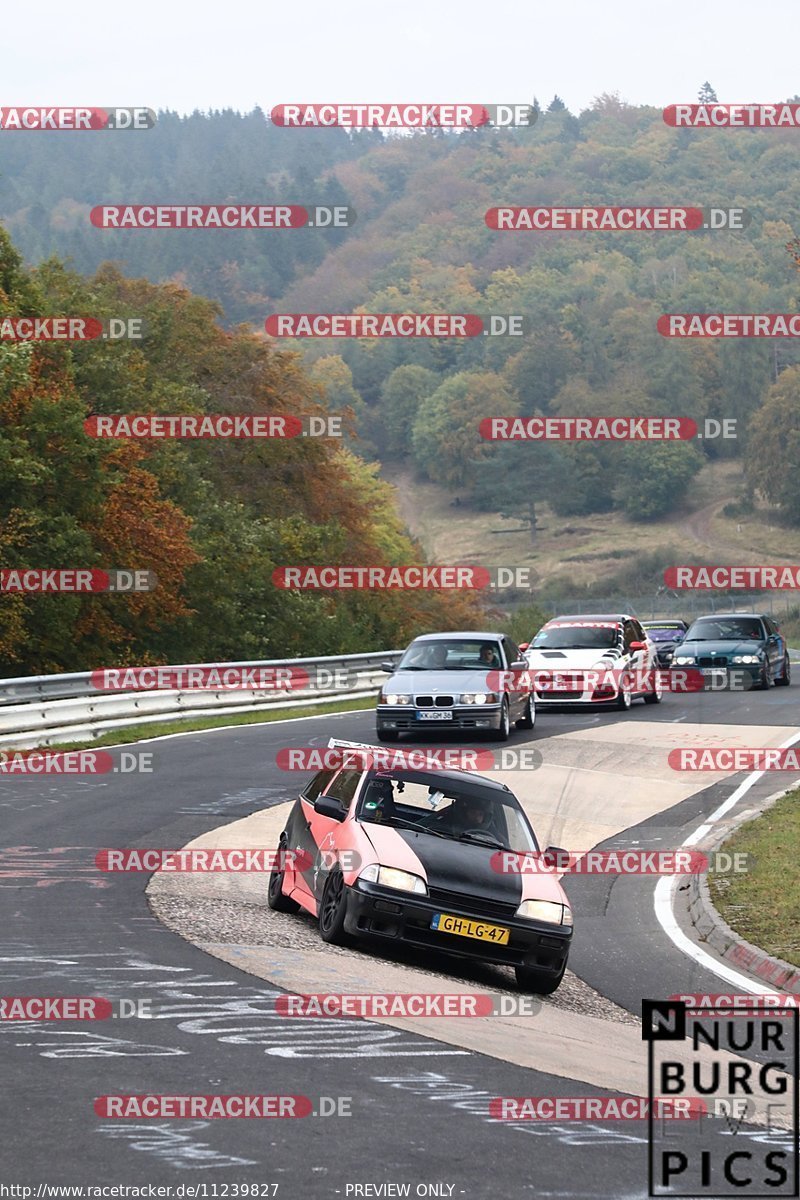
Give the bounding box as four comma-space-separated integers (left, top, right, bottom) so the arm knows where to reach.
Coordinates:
268, 739, 573, 994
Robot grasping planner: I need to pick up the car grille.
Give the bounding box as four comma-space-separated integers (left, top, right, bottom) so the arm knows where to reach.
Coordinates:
414, 695, 454, 707
536, 689, 582, 700
699, 657, 727, 668
427, 887, 518, 921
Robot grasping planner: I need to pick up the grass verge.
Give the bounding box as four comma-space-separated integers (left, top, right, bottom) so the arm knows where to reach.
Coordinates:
708, 787, 800, 968
2, 696, 376, 755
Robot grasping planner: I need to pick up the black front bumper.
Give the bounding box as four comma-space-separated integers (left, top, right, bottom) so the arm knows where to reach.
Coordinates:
345, 881, 572, 974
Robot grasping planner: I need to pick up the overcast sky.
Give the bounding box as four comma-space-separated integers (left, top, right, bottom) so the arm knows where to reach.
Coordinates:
5, 1, 799, 116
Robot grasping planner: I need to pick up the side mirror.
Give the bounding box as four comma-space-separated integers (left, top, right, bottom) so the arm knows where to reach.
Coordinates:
510, 660, 528, 671
543, 845, 571, 871
673, 632, 684, 643
518, 642, 530, 652
629, 641, 647, 652
313, 796, 347, 822
380, 661, 397, 673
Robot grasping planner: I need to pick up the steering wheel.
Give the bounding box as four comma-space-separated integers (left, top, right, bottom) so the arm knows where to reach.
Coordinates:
459, 826, 500, 840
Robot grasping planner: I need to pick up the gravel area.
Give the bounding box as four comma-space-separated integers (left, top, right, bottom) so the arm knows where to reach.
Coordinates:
150, 889, 640, 1027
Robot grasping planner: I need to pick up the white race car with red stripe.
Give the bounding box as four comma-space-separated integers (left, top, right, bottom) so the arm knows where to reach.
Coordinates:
268, 740, 573, 994
519, 612, 661, 710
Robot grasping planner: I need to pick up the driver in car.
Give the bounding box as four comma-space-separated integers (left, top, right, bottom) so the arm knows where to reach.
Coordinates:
433, 794, 500, 839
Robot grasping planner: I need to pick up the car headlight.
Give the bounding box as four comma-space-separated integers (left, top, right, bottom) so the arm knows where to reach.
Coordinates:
379, 693, 413, 705
673, 656, 695, 665
732, 655, 760, 664
359, 864, 427, 895
459, 692, 499, 704
515, 899, 572, 925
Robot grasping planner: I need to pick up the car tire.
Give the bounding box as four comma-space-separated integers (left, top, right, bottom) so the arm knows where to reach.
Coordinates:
494, 697, 511, 741
515, 695, 535, 730
643, 665, 663, 704
515, 959, 567, 995
267, 836, 300, 914
615, 676, 632, 711
376, 727, 400, 741
776, 655, 791, 687
757, 663, 771, 690
318, 869, 351, 945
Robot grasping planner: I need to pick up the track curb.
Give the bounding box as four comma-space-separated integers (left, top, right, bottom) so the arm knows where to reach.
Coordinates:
687, 782, 800, 993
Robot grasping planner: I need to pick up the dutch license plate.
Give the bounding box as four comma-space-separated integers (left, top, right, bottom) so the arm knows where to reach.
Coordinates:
416, 710, 453, 721
431, 912, 510, 944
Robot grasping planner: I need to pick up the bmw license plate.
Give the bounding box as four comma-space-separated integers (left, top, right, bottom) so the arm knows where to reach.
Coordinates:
416, 710, 453, 721
431, 912, 510, 944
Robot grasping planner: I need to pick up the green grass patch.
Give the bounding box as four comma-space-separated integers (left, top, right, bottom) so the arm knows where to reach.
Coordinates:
3, 696, 376, 755
708, 787, 800, 968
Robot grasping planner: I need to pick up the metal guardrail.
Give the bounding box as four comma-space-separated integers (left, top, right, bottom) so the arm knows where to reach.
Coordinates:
0, 651, 402, 750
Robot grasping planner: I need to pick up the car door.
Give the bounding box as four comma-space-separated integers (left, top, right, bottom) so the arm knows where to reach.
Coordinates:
502, 636, 526, 722
287, 767, 336, 904
308, 767, 363, 909
763, 617, 782, 679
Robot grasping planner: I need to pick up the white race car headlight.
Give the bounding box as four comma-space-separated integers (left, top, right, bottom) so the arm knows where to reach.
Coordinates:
674, 656, 695, 666
515, 899, 572, 926
459, 692, 499, 704
380, 693, 413, 705
359, 864, 427, 895
732, 655, 760, 664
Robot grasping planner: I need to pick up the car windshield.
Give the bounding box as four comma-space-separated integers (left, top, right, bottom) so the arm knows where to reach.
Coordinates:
397, 639, 503, 670
356, 771, 538, 853
685, 618, 764, 641
645, 628, 683, 643
531, 624, 620, 651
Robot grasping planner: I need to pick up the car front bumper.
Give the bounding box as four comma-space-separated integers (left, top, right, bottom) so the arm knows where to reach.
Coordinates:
376, 703, 504, 733
344, 880, 572, 975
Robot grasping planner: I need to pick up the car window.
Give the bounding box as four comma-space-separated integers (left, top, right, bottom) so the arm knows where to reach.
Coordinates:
324, 768, 362, 808
632, 620, 646, 641
532, 623, 620, 650
686, 617, 765, 641
303, 768, 335, 802
623, 621, 638, 650
502, 637, 519, 666
355, 773, 538, 852
399, 638, 511, 670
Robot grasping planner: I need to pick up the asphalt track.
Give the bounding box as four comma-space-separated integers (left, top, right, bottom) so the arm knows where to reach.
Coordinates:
1, 683, 798, 1197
